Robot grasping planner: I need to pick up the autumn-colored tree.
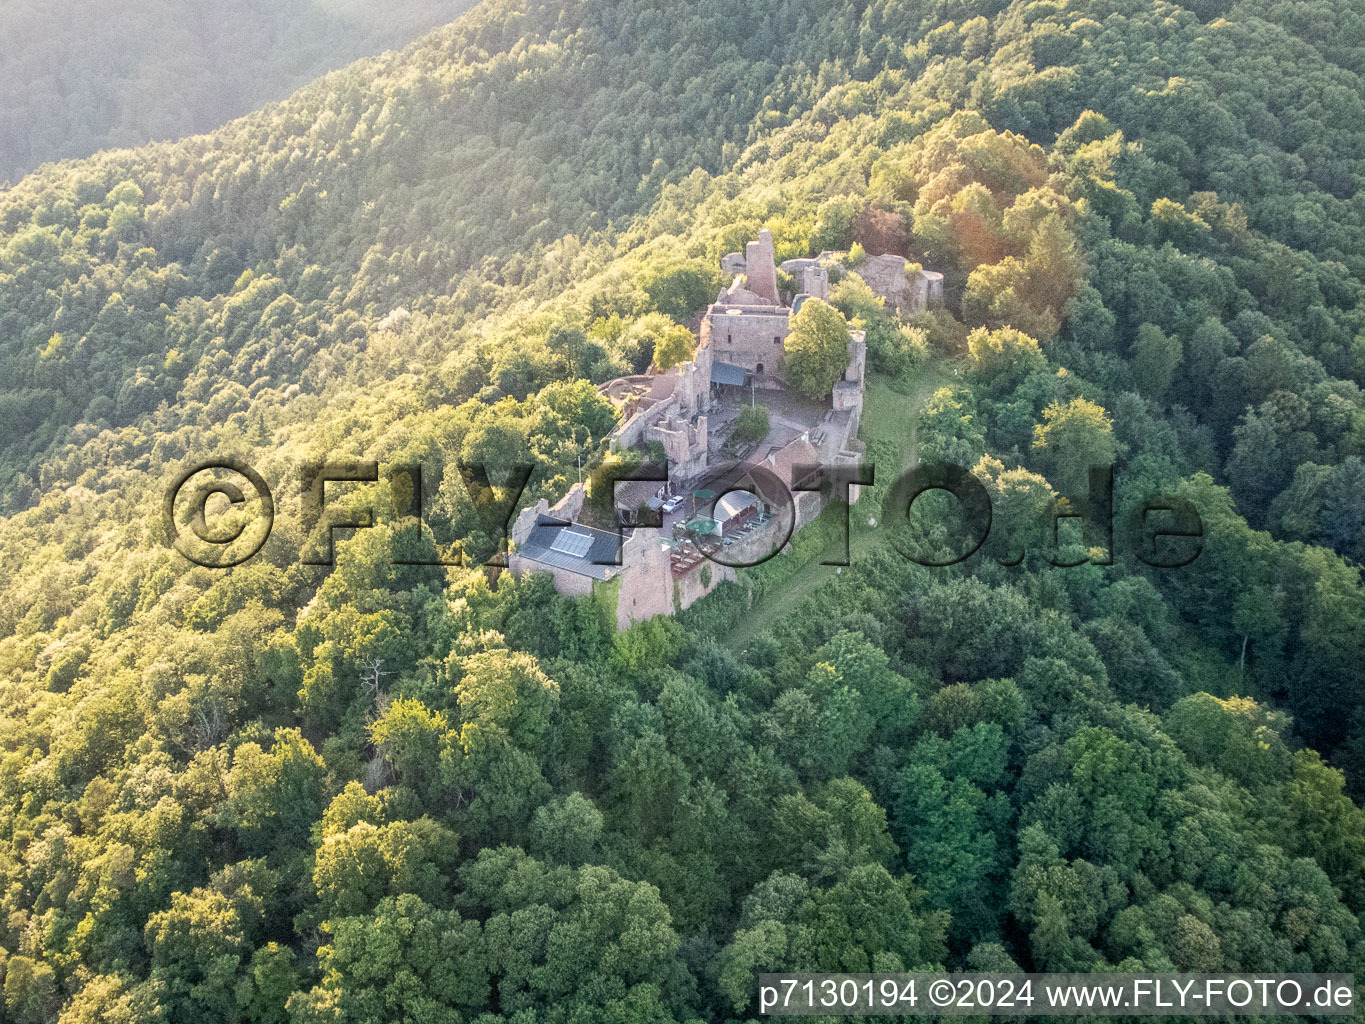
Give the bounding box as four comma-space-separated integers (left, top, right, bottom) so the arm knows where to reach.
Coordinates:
966, 326, 1046, 393
1032, 398, 1118, 496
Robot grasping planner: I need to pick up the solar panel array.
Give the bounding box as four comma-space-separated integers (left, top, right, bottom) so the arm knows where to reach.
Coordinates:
550, 529, 594, 558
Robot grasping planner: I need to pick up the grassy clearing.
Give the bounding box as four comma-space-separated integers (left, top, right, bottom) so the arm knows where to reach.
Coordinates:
721, 363, 950, 647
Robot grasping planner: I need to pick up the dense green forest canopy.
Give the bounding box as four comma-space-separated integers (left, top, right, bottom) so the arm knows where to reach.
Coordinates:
0, 0, 477, 184
1, 0, 1365, 1020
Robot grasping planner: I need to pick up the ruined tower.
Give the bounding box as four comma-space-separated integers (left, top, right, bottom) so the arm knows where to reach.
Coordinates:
744, 228, 780, 304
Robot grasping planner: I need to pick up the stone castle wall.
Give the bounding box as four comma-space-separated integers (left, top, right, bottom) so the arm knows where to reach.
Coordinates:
511, 234, 926, 631
744, 229, 780, 304
614, 528, 676, 628
506, 554, 596, 597
701, 305, 791, 375
611, 344, 711, 480
801, 265, 830, 301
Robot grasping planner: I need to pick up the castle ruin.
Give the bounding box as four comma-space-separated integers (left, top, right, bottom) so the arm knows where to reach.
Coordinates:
509, 233, 938, 629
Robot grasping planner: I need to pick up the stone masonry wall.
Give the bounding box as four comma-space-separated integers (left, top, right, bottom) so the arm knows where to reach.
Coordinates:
613, 527, 675, 628
702, 306, 790, 375
744, 228, 779, 304
507, 553, 596, 598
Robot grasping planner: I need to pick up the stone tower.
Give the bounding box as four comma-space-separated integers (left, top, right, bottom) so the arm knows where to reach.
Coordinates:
744, 229, 780, 304
801, 265, 829, 302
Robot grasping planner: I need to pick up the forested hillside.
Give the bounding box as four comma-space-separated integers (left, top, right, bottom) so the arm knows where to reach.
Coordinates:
0, 0, 477, 184
1, 0, 1365, 1020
